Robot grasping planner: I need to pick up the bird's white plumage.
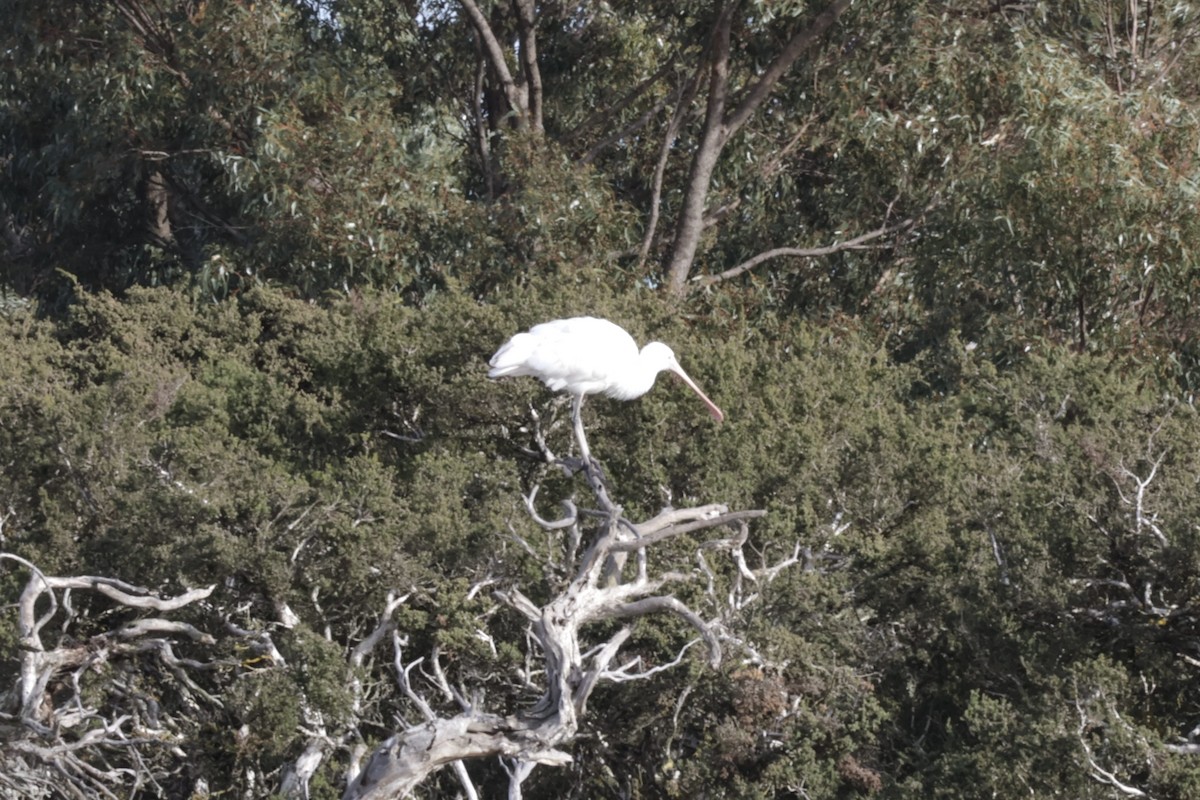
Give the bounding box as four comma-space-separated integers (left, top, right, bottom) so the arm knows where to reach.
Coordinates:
488, 316, 723, 421
489, 317, 642, 398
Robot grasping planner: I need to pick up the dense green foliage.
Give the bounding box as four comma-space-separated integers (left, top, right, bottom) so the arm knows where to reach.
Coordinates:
4, 1, 1200, 798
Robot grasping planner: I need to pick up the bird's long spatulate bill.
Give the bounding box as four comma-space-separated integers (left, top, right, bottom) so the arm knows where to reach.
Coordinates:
671, 367, 725, 422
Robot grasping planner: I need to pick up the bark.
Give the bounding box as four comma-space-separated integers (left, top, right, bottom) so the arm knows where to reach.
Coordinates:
146, 167, 175, 247
344, 712, 572, 799
663, 5, 734, 297
512, 0, 543, 133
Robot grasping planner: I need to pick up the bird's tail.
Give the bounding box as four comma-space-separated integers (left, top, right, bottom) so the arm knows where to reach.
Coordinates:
487, 333, 536, 378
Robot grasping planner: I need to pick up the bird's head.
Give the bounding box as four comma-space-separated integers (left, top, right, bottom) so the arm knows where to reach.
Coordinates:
640, 341, 679, 372
641, 341, 724, 422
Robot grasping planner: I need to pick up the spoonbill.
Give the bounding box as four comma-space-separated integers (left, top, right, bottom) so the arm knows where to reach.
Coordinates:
488, 317, 723, 462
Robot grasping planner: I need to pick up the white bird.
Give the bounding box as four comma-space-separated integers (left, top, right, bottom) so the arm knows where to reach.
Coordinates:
489, 317, 723, 463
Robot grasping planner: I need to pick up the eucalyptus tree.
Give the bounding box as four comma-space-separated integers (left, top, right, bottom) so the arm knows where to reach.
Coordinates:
1, 0, 468, 301
803, 1, 1200, 382
444, 0, 898, 297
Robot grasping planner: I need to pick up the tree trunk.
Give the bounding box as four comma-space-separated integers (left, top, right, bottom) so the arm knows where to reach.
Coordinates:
663, 6, 733, 297
664, 0, 854, 298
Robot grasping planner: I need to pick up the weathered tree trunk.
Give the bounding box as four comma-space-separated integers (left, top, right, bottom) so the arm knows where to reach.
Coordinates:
343, 712, 571, 798
342, 499, 760, 798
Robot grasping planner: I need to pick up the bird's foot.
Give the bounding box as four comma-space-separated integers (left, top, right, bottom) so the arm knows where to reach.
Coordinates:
555, 455, 588, 476
554, 453, 609, 484
582, 455, 611, 490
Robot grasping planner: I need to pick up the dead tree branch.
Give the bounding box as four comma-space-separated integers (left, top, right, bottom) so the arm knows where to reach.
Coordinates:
0, 553, 219, 798
343, 419, 784, 797
1116, 447, 1170, 547
1074, 688, 1155, 798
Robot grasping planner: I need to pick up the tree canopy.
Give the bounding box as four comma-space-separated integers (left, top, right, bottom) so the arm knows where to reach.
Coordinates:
4, 1, 1200, 798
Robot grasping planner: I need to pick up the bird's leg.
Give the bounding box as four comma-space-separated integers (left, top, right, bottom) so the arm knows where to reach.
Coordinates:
571, 394, 592, 465
569, 395, 619, 513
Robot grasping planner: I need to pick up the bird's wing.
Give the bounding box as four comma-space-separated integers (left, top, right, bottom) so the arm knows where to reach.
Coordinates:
490, 317, 639, 394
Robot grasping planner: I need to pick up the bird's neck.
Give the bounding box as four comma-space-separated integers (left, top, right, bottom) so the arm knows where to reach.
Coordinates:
607, 353, 660, 400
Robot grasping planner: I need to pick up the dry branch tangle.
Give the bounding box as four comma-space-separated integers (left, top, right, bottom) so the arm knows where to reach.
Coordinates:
0, 553, 220, 798
344, 448, 782, 799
